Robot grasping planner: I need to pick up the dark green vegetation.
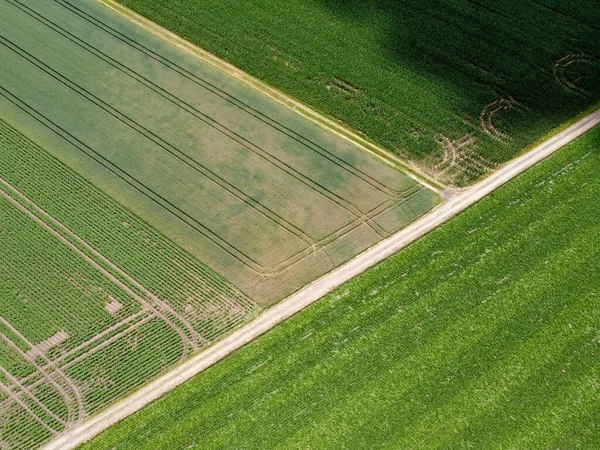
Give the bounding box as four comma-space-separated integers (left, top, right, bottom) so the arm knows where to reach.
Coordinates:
0, 0, 437, 305
84, 126, 600, 449
119, 0, 600, 185
0, 120, 258, 450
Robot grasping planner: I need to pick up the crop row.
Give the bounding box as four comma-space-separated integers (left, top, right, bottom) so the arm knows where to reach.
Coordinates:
0, 196, 140, 353
0, 316, 183, 450
81, 125, 600, 450
0, 120, 260, 342
0, 120, 260, 449
0, 401, 53, 450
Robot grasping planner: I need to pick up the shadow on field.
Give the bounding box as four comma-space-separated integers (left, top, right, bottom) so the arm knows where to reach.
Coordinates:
117, 0, 600, 184
317, 0, 600, 118
312, 0, 600, 182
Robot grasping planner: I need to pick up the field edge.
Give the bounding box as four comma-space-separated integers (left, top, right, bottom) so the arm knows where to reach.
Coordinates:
40, 103, 600, 450
95, 0, 445, 193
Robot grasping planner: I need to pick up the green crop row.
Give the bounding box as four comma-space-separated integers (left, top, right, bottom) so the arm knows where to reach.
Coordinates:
0, 195, 140, 351
66, 317, 184, 415
0, 119, 260, 449
0, 120, 260, 343
0, 401, 53, 450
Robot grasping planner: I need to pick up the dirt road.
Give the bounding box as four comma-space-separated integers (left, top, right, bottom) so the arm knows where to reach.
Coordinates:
41, 106, 600, 450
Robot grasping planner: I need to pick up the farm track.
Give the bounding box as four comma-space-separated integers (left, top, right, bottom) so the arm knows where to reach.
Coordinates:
42, 106, 600, 450
0, 319, 83, 426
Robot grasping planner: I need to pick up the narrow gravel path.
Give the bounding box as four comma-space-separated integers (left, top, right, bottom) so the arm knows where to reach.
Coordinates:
42, 107, 600, 450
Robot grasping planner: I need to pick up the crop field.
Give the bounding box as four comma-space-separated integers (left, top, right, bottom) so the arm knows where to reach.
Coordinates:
0, 0, 438, 306
0, 119, 261, 450
117, 0, 600, 186
0, 1, 439, 448
83, 125, 600, 449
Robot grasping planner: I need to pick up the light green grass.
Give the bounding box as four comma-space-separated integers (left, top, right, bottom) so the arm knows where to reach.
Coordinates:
0, 0, 437, 304
83, 126, 600, 449
118, 0, 600, 186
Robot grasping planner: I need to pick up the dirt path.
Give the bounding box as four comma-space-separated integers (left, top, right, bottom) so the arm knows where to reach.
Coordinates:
0, 372, 60, 436
0, 317, 85, 425
41, 107, 600, 450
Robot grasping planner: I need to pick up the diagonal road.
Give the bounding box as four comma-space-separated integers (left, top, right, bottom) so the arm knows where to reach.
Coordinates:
42, 106, 600, 449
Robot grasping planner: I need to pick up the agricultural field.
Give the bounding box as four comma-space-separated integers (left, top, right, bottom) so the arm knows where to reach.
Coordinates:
0, 120, 260, 450
2, 0, 598, 449
83, 125, 600, 449
0, 0, 437, 305
117, 0, 600, 185
0, 0, 440, 448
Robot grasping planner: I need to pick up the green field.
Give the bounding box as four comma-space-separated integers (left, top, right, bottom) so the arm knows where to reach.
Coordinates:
0, 0, 437, 305
2, 0, 598, 448
117, 0, 600, 185
0, 120, 259, 450
83, 126, 600, 449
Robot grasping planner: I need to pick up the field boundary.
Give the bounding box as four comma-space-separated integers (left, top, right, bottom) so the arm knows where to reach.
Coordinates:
3, 0, 441, 304
42, 104, 600, 450
0, 82, 429, 281
95, 0, 444, 193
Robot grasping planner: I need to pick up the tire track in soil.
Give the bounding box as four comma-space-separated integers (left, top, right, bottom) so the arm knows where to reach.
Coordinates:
0, 178, 199, 353
0, 317, 85, 424
53, 0, 402, 198
0, 378, 60, 435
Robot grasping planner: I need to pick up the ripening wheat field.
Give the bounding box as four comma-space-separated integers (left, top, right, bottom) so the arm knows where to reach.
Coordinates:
0, 0, 437, 304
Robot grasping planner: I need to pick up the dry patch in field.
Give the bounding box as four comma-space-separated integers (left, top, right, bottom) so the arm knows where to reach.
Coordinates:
24, 331, 69, 360
104, 298, 123, 315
